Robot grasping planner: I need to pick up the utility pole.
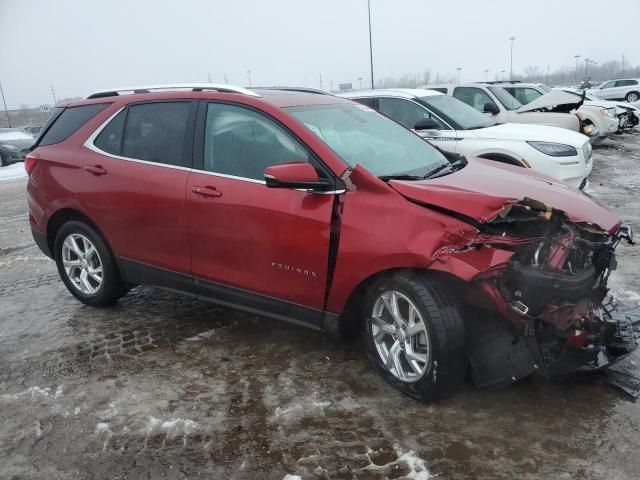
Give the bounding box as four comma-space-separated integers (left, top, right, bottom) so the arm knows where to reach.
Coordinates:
367, 0, 374, 89
50, 84, 57, 105
484, 69, 489, 81
621, 53, 625, 76
546, 65, 550, 85
208, 72, 212, 83
509, 36, 516, 81
456, 67, 462, 83
574, 54, 581, 81
358, 77, 363, 89
501, 70, 506, 81
224, 73, 228, 84
0, 81, 11, 127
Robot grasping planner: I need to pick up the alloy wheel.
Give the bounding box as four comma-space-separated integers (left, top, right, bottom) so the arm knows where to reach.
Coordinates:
370, 290, 431, 383
628, 93, 639, 103
61, 233, 103, 295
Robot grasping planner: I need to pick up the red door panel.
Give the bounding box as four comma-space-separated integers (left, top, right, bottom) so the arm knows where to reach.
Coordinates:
76, 151, 191, 275
187, 172, 333, 309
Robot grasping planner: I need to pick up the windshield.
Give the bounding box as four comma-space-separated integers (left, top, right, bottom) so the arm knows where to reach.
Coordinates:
488, 86, 522, 110
286, 103, 448, 177
417, 95, 495, 130
0, 130, 33, 141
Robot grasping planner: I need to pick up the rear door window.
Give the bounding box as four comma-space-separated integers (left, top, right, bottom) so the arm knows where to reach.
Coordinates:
121, 102, 191, 167
39, 104, 108, 146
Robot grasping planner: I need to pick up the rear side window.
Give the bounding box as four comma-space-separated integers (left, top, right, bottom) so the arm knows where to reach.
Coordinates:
121, 102, 191, 166
39, 104, 108, 146
94, 110, 126, 155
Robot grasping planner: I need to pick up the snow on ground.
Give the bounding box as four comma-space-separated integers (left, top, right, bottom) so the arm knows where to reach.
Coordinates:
0, 163, 26, 181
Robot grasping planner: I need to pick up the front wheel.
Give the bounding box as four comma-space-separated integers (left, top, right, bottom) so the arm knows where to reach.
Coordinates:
625, 91, 639, 103
362, 272, 467, 401
54, 220, 127, 306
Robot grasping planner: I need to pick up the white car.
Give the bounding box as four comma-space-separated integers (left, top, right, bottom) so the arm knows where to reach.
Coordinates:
500, 83, 619, 139
559, 88, 639, 131
588, 78, 640, 102
340, 89, 592, 189
424, 82, 598, 142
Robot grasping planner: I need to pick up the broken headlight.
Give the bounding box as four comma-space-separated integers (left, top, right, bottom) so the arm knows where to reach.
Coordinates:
526, 141, 578, 157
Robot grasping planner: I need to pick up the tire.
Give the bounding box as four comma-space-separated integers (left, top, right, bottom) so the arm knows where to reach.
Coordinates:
362, 272, 467, 401
625, 91, 639, 103
0, 152, 6, 167
53, 220, 127, 306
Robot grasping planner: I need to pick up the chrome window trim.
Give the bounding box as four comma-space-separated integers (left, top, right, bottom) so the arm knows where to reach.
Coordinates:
83, 105, 193, 172
84, 106, 345, 192
376, 96, 454, 131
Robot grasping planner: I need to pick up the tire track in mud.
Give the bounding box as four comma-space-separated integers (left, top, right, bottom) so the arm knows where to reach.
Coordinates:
0, 272, 59, 296
0, 319, 222, 389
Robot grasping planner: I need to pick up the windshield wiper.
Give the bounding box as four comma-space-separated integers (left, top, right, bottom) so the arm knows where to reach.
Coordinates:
423, 162, 453, 179
378, 174, 423, 182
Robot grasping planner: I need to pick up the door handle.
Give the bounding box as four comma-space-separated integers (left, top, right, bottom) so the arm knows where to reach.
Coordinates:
192, 185, 222, 198
84, 164, 107, 175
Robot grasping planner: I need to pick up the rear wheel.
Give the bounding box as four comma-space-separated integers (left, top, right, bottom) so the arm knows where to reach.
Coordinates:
0, 152, 6, 167
362, 272, 467, 401
54, 220, 126, 306
625, 91, 639, 103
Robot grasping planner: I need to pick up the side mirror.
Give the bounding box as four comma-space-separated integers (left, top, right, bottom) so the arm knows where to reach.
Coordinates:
483, 102, 500, 115
264, 162, 333, 191
414, 117, 440, 130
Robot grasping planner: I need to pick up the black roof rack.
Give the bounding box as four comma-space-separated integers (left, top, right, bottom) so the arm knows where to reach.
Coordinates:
483, 80, 522, 85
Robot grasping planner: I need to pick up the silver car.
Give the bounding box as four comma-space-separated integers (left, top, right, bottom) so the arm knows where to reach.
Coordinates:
589, 78, 640, 103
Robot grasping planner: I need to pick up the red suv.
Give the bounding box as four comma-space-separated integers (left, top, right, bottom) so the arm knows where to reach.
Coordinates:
27, 84, 635, 400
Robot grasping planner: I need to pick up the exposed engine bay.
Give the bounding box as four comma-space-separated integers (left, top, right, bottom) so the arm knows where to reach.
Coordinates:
461, 199, 638, 391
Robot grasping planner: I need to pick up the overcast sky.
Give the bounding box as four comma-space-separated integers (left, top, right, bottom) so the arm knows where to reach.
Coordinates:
1, 0, 638, 108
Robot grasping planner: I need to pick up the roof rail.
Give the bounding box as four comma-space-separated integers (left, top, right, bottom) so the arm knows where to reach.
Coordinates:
252, 86, 333, 96
483, 80, 521, 85
86, 83, 261, 99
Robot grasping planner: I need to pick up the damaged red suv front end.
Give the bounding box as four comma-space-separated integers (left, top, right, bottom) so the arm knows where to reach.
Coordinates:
390, 158, 636, 390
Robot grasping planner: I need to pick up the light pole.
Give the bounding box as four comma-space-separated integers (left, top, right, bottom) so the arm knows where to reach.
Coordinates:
367, 0, 374, 89
358, 77, 363, 90
509, 36, 516, 80
484, 69, 489, 81
456, 67, 462, 83
0, 81, 11, 127
247, 70, 252, 87
501, 69, 506, 81
574, 54, 581, 81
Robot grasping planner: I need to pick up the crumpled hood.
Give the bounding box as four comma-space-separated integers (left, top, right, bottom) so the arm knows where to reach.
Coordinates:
517, 90, 583, 113
388, 157, 620, 232
473, 123, 588, 146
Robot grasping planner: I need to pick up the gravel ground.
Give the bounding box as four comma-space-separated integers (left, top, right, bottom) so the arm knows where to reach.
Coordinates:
1, 131, 640, 480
